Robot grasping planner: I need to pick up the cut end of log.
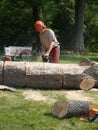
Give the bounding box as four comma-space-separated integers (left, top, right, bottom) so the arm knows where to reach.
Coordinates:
51, 100, 90, 119
80, 76, 95, 90
51, 101, 69, 118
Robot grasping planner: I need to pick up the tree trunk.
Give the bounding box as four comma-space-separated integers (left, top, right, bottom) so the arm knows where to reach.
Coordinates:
73, 0, 85, 53
0, 61, 97, 89
32, 6, 43, 52
3, 62, 26, 87
33, 6, 43, 22
84, 64, 98, 88
52, 100, 90, 118
61, 64, 95, 90
63, 74, 95, 90
0, 61, 3, 83
25, 62, 62, 89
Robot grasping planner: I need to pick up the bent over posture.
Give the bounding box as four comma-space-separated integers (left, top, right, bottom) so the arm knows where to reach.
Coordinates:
34, 20, 60, 63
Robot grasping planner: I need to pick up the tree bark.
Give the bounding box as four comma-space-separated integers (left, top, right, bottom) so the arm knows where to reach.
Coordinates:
73, 0, 85, 53
52, 100, 90, 118
0, 61, 97, 89
32, 6, 43, 52
84, 64, 98, 88
3, 62, 26, 87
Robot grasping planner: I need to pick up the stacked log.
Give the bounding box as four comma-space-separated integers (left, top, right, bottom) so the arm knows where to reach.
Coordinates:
0, 61, 97, 89
52, 100, 90, 118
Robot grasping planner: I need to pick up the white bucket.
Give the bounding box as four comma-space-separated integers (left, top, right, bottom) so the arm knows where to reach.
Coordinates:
4, 47, 11, 55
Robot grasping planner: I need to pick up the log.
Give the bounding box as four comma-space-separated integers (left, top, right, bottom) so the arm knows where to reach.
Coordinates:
79, 58, 95, 66
3, 62, 26, 87
26, 62, 62, 89
83, 64, 98, 88
0, 85, 16, 92
61, 64, 95, 90
62, 73, 95, 90
0, 61, 96, 89
51, 100, 90, 118
79, 75, 95, 90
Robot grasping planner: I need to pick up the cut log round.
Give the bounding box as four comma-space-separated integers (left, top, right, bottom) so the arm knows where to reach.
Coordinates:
84, 64, 98, 88
61, 64, 95, 90
52, 100, 90, 118
80, 76, 95, 90
63, 74, 95, 90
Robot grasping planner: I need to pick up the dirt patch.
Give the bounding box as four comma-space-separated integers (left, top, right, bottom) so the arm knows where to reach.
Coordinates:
23, 90, 47, 101
65, 90, 94, 102
23, 90, 56, 104
23, 89, 98, 104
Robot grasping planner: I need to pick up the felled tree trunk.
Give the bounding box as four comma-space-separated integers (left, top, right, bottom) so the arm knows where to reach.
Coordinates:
61, 64, 95, 90
26, 62, 62, 89
0, 61, 97, 89
62, 73, 95, 90
3, 62, 26, 87
83, 64, 98, 88
51, 100, 90, 118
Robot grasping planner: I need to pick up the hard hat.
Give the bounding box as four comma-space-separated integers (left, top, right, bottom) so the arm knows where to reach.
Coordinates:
34, 20, 46, 30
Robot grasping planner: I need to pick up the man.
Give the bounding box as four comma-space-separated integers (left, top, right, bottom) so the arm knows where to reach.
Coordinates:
34, 20, 60, 63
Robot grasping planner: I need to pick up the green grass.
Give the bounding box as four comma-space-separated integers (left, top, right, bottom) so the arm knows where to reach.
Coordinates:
0, 51, 98, 129
1, 50, 98, 63
0, 89, 98, 130
60, 52, 98, 64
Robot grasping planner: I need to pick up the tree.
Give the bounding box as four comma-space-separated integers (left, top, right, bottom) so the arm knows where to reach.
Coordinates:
73, 0, 85, 53
85, 0, 98, 51
0, 0, 97, 52
50, 0, 75, 50
0, 0, 33, 46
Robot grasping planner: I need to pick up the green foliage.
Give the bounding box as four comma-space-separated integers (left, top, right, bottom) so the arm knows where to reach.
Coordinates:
0, 0, 33, 46
0, 0, 97, 51
43, 0, 75, 49
52, 0, 75, 33
85, 1, 98, 51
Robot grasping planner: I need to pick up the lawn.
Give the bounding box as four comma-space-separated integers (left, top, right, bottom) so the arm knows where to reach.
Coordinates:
0, 51, 98, 130
0, 89, 98, 130
60, 51, 98, 64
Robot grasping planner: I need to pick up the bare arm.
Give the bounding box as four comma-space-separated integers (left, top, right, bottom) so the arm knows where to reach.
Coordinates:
45, 41, 54, 55
42, 44, 46, 52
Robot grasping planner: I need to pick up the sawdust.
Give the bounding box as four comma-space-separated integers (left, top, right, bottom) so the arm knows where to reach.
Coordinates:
23, 90, 56, 104
65, 90, 94, 102
23, 89, 98, 104
23, 90, 47, 101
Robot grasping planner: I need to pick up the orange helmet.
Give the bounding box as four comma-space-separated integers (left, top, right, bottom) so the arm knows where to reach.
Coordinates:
34, 20, 46, 31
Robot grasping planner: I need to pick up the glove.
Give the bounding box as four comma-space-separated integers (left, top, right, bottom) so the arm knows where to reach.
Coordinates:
42, 53, 49, 62
44, 53, 49, 57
